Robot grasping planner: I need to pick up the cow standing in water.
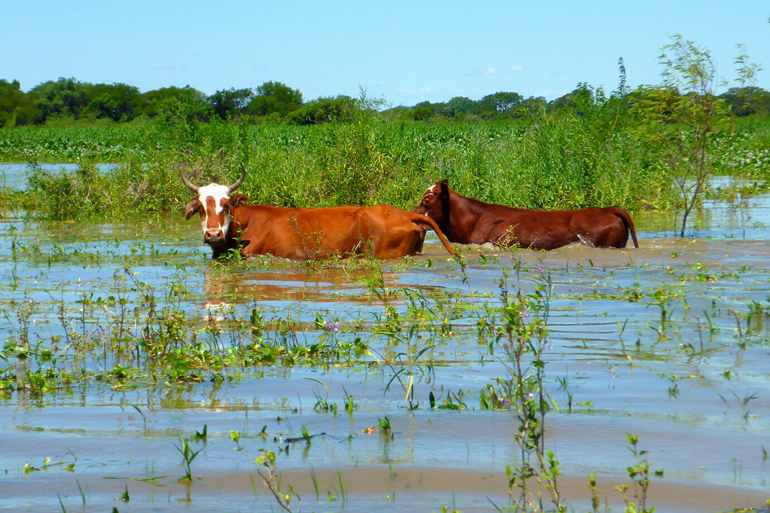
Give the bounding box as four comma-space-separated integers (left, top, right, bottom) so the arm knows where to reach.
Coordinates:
412, 179, 638, 250
180, 166, 455, 260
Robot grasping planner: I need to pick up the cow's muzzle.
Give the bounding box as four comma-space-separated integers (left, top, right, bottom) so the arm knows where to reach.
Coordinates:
204, 229, 225, 244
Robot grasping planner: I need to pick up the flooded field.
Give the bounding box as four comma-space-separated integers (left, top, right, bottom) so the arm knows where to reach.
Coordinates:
1, 180, 769, 512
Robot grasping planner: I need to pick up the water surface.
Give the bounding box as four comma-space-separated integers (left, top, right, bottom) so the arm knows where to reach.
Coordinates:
1, 182, 769, 512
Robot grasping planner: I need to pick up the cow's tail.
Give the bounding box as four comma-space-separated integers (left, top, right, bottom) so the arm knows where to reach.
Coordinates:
410, 214, 455, 256
609, 207, 639, 248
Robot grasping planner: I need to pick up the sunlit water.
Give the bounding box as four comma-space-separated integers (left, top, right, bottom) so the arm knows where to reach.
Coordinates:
0, 174, 769, 512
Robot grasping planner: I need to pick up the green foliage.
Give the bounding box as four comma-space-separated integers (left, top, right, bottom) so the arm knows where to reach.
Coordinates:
480, 91, 524, 113
174, 436, 203, 482
208, 87, 254, 120
720, 44, 765, 117
82, 83, 141, 122
631, 35, 731, 236
720, 86, 770, 117
0, 79, 41, 127
30, 77, 90, 122
135, 86, 205, 119
247, 81, 303, 118
0, 117, 684, 220
286, 95, 357, 125
617, 434, 657, 513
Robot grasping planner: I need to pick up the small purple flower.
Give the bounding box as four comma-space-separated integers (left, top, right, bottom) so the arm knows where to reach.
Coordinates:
747, 152, 755, 159
498, 398, 511, 408
518, 311, 529, 319
324, 321, 340, 333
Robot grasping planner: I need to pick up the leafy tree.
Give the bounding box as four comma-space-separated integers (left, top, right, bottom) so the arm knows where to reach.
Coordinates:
157, 87, 212, 125
246, 81, 303, 117
632, 35, 730, 236
83, 83, 141, 122
0, 79, 41, 127
411, 104, 434, 121
480, 91, 523, 113
719, 86, 770, 117
286, 96, 356, 125
29, 77, 90, 121
442, 96, 479, 118
516, 96, 547, 118
208, 87, 254, 120
721, 45, 766, 117
547, 84, 595, 115
136, 86, 201, 118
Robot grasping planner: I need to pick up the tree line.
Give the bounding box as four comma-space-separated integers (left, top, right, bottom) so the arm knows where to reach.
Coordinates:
1, 75, 769, 129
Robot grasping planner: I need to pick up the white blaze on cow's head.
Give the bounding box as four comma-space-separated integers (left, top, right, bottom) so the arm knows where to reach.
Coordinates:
180, 164, 248, 246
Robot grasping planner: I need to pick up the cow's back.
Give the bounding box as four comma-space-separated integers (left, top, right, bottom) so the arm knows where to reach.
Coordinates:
237, 205, 392, 259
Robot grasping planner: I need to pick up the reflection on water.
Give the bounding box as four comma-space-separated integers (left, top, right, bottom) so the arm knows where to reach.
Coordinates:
0, 162, 120, 191
0, 178, 769, 512
202, 266, 379, 305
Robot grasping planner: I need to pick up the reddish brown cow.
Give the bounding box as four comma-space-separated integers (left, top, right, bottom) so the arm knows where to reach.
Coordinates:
180, 167, 455, 260
412, 179, 639, 250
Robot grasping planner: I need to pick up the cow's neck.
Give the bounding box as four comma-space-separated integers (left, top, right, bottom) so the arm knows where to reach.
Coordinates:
228, 206, 256, 243
448, 190, 493, 243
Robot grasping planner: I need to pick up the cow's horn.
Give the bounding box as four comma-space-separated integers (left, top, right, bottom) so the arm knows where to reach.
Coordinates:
178, 164, 199, 193
228, 163, 247, 193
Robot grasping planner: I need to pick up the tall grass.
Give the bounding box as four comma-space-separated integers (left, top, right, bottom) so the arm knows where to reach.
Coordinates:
2, 110, 766, 221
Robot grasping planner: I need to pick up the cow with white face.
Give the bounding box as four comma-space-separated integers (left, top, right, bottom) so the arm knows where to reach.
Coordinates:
180, 164, 248, 258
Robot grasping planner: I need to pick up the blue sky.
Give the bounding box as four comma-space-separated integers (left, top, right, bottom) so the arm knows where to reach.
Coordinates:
3, 1, 769, 106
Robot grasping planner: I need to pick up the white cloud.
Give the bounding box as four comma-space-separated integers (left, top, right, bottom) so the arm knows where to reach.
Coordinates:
510, 65, 524, 72
465, 67, 498, 77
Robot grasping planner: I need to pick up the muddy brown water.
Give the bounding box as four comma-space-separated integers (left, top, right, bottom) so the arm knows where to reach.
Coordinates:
1, 182, 769, 512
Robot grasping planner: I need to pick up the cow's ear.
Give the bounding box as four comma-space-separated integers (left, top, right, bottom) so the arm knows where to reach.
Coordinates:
185, 198, 202, 220
228, 193, 249, 208
439, 179, 450, 197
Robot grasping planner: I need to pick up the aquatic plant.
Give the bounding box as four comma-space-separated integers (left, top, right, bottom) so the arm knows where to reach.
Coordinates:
174, 437, 203, 482
616, 434, 658, 513
232, 432, 299, 513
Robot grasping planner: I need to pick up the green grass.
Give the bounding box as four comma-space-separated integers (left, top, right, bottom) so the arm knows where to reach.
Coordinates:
2, 112, 769, 221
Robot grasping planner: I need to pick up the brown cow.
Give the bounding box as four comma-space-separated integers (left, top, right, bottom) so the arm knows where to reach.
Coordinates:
412, 179, 638, 250
180, 166, 455, 260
